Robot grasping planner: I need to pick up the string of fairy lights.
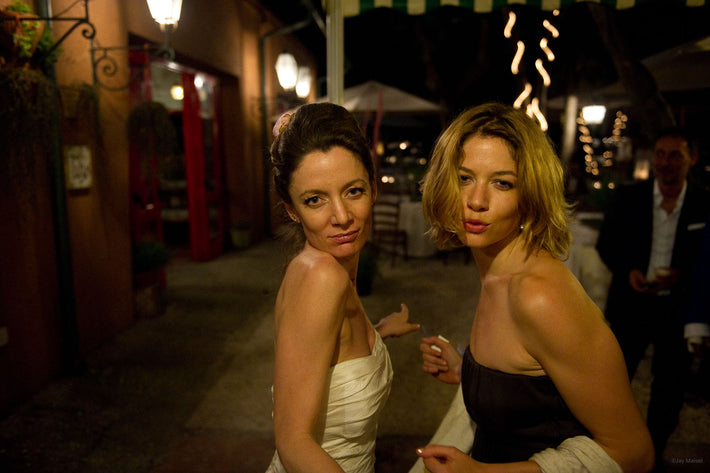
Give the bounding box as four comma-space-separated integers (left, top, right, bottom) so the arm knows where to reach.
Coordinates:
504, 9, 559, 131
504, 8, 630, 191
577, 105, 629, 189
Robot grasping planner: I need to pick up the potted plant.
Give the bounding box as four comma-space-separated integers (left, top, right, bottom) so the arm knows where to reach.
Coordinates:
0, 0, 60, 72
132, 240, 170, 318
230, 220, 251, 250
0, 66, 59, 207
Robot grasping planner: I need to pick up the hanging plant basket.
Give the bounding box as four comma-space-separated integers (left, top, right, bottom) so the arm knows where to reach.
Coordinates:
0, 9, 44, 67
127, 101, 178, 177
0, 67, 59, 200
0, 1, 60, 72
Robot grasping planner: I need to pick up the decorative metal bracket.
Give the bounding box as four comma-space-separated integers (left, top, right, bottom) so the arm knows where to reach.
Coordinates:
43, 1, 96, 56
87, 7, 176, 91
90, 31, 175, 91
1, 0, 95, 63
2, 0, 175, 91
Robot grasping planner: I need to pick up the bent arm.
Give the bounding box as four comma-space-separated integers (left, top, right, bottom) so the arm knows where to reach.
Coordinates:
420, 335, 462, 385
530, 436, 623, 473
375, 303, 420, 338
516, 272, 654, 473
272, 261, 349, 473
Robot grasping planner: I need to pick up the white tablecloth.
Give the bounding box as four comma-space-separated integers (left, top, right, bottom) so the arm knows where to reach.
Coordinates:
399, 200, 437, 258
565, 213, 611, 310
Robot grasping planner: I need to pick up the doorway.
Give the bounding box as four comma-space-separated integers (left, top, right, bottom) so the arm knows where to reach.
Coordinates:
129, 57, 226, 262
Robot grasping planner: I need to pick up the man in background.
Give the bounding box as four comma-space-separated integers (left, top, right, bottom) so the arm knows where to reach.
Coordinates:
596, 128, 710, 472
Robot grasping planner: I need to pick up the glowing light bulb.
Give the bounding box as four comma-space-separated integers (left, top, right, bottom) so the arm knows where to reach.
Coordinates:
534, 59, 551, 86
513, 83, 532, 109
540, 38, 555, 62
582, 105, 606, 125
504, 11, 516, 38
543, 19, 559, 38
511, 41, 525, 75
530, 98, 548, 132
170, 85, 184, 101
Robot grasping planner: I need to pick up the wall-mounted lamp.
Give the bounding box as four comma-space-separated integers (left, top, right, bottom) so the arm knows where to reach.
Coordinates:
581, 105, 606, 125
295, 66, 311, 98
170, 84, 184, 101
275, 52, 298, 90
5, 0, 183, 91
92, 0, 183, 91
146, 0, 183, 30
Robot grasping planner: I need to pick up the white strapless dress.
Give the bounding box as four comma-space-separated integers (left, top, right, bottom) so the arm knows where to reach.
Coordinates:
266, 331, 393, 473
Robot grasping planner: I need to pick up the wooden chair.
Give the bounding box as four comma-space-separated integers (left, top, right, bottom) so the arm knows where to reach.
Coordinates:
371, 200, 408, 266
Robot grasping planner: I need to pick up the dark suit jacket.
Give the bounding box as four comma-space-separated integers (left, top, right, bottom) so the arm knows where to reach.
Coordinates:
596, 179, 710, 323
687, 211, 710, 326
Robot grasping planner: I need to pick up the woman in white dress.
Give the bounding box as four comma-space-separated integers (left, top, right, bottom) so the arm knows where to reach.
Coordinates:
266, 103, 419, 473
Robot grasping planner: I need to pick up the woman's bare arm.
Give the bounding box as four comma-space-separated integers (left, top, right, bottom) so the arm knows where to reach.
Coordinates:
513, 264, 654, 473
272, 255, 349, 473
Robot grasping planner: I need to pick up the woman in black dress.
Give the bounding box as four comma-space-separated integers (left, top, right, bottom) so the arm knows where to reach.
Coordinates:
416, 103, 653, 473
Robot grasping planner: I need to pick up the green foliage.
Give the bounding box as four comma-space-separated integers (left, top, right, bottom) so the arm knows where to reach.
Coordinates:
34, 20, 60, 68
0, 67, 59, 195
5, 0, 32, 15
128, 101, 178, 161
1, 0, 61, 70
132, 241, 170, 274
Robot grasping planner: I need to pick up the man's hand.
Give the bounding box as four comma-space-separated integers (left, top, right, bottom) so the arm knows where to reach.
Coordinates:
687, 336, 710, 355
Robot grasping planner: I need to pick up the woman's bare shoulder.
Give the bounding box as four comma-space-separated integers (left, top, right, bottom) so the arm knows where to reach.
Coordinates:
280, 247, 350, 301
510, 256, 599, 328
274, 248, 352, 339
509, 255, 607, 355
289, 247, 348, 279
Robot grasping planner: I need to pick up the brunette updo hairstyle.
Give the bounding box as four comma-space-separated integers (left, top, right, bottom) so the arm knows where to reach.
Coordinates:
270, 102, 375, 206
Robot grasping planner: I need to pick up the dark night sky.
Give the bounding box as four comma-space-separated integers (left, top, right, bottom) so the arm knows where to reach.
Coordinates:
263, 1, 710, 113
262, 1, 710, 179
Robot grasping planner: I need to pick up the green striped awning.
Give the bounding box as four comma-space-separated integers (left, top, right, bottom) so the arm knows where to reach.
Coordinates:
341, 0, 707, 16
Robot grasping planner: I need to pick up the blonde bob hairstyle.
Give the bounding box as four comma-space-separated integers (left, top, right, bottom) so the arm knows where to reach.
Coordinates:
421, 103, 572, 260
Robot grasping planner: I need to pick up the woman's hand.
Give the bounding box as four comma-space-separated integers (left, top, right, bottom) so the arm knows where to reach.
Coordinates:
416, 445, 480, 473
375, 303, 420, 338
421, 335, 462, 384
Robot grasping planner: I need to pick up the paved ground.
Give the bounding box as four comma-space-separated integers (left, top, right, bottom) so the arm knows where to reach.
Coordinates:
0, 239, 708, 473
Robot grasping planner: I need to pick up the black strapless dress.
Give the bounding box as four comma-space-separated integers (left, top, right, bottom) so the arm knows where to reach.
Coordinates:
461, 346, 590, 463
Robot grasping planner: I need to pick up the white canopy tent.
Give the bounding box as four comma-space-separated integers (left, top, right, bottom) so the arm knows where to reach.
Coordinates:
549, 35, 710, 110
596, 35, 710, 101
273, 80, 442, 119
326, 80, 442, 114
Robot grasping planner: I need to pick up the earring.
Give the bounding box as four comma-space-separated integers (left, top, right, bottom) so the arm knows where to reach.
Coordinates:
519, 224, 525, 230
288, 213, 300, 223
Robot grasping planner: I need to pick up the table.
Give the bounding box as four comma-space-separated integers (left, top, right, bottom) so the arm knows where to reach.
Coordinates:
564, 212, 611, 310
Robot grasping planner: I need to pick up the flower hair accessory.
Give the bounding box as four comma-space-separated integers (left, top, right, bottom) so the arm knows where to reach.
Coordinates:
273, 112, 293, 138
